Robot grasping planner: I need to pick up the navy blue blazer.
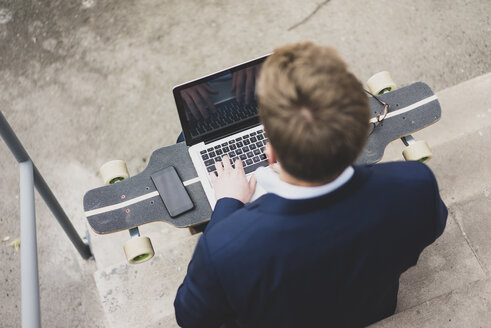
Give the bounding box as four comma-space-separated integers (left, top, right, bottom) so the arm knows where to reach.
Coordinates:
174, 162, 448, 328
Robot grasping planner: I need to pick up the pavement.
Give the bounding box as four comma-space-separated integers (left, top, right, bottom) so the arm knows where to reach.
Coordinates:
0, 0, 490, 327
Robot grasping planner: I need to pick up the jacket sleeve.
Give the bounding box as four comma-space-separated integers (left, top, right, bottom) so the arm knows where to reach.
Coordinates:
205, 197, 244, 231
174, 234, 233, 327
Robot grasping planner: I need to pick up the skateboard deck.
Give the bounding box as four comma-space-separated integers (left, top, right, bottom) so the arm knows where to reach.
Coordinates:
83, 82, 441, 235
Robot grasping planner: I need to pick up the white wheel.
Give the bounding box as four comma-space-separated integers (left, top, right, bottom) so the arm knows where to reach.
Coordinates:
100, 160, 130, 185
123, 236, 155, 264
402, 140, 432, 162
367, 71, 397, 95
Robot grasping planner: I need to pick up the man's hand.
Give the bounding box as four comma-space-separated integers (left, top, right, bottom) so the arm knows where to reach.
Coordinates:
210, 155, 257, 203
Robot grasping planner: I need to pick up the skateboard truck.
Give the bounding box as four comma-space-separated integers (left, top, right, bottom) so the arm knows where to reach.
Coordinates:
367, 71, 433, 162
100, 160, 155, 264
401, 135, 416, 146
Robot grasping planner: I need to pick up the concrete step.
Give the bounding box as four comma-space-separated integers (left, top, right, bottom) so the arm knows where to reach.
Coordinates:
145, 313, 180, 328
367, 126, 490, 324
371, 73, 491, 326
370, 277, 491, 328
93, 233, 200, 328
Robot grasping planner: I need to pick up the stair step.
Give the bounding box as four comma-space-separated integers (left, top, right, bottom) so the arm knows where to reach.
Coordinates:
145, 313, 180, 328
377, 126, 490, 314
426, 125, 491, 206
370, 277, 491, 327
370, 74, 491, 325
395, 197, 485, 313
93, 234, 200, 328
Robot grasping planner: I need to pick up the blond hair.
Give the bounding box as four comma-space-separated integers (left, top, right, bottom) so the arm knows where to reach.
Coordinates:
257, 42, 370, 182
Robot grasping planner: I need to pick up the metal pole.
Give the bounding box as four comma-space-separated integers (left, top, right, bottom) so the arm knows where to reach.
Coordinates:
20, 161, 41, 328
0, 111, 92, 259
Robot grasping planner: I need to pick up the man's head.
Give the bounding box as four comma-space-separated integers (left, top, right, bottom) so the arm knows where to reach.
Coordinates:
257, 41, 370, 183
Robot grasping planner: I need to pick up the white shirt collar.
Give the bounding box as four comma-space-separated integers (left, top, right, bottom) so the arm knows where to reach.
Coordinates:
255, 166, 354, 200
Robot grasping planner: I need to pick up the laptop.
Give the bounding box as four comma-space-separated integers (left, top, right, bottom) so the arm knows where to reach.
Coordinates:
173, 55, 269, 208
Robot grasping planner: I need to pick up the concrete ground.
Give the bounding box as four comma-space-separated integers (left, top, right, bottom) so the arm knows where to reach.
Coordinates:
0, 0, 490, 327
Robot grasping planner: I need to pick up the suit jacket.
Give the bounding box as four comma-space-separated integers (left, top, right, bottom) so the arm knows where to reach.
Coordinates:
174, 162, 448, 327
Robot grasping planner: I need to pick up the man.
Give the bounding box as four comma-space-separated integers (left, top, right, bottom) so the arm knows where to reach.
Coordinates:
174, 41, 447, 328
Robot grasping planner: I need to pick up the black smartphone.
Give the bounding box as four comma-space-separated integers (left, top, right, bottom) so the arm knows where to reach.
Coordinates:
151, 166, 194, 217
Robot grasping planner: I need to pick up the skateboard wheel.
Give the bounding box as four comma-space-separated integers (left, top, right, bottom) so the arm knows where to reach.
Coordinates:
123, 236, 155, 264
367, 71, 397, 95
100, 160, 130, 185
402, 140, 432, 162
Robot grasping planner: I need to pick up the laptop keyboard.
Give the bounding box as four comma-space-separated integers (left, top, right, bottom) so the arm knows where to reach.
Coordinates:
200, 129, 269, 175
190, 98, 258, 137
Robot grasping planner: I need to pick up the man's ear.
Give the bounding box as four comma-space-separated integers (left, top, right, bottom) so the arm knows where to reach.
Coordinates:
264, 141, 277, 165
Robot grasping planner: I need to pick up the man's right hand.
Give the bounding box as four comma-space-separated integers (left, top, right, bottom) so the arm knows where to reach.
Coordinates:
210, 155, 257, 204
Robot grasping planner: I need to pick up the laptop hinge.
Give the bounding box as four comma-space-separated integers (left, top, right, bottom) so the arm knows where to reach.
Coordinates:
205, 123, 261, 145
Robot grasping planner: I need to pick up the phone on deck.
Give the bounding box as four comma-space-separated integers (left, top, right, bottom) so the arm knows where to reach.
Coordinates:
151, 166, 194, 217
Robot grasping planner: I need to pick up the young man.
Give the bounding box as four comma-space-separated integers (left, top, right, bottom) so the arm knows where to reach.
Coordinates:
174, 42, 447, 328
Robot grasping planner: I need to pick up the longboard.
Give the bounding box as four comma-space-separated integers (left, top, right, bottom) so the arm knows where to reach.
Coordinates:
83, 82, 441, 235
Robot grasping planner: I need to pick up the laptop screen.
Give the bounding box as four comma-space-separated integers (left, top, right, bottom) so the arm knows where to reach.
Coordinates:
173, 55, 267, 146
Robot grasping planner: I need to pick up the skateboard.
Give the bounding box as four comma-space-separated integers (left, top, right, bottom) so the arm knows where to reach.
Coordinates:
83, 71, 441, 264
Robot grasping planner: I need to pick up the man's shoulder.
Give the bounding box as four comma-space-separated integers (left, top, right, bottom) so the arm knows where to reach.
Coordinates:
362, 161, 439, 215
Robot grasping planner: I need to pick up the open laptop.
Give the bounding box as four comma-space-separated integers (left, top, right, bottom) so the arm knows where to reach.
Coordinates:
173, 55, 269, 208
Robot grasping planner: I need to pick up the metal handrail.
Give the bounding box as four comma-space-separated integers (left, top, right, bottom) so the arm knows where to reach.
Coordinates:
0, 111, 93, 327
0, 111, 92, 259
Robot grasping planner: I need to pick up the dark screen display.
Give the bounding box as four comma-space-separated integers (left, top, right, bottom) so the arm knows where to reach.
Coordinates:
178, 60, 264, 140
